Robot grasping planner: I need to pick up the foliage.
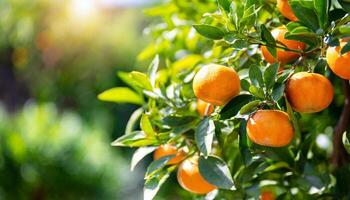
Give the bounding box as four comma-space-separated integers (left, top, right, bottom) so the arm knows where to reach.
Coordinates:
100, 0, 350, 199
0, 103, 131, 199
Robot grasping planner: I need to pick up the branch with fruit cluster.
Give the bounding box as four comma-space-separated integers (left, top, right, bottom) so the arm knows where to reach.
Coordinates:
99, 0, 350, 199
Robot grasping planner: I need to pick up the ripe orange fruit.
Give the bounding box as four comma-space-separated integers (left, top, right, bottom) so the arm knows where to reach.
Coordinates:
247, 110, 294, 147
277, 0, 298, 21
153, 144, 186, 165
326, 41, 350, 80
286, 72, 334, 113
197, 99, 214, 116
260, 191, 275, 200
193, 64, 240, 106
261, 26, 305, 64
177, 156, 217, 194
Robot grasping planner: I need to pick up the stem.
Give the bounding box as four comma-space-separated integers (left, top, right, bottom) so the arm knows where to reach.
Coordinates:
332, 79, 350, 168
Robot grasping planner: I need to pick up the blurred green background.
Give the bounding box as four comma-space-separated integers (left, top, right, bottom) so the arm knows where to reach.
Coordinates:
0, 0, 163, 199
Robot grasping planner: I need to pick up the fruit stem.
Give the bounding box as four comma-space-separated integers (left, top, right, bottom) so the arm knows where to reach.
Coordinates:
332, 80, 350, 168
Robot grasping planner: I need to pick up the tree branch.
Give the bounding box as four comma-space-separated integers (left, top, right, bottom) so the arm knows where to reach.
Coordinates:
332, 79, 350, 168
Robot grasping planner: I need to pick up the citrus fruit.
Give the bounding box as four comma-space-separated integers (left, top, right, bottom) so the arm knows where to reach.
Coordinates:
261, 26, 305, 64
247, 110, 294, 147
277, 0, 298, 21
193, 64, 240, 106
153, 144, 186, 165
286, 72, 334, 113
197, 99, 214, 116
177, 156, 217, 194
326, 41, 350, 80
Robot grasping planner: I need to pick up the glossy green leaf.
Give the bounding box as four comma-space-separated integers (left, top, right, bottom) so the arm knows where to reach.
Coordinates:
195, 117, 216, 156
193, 24, 226, 40
111, 131, 157, 147
130, 71, 153, 91
290, 1, 319, 31
239, 100, 261, 115
144, 167, 175, 200
313, 0, 328, 29
162, 115, 198, 127
264, 63, 279, 90
98, 87, 143, 105
145, 155, 175, 178
249, 65, 264, 88
217, 0, 231, 12
141, 114, 156, 137
198, 155, 235, 190
125, 107, 144, 134
220, 94, 254, 119
131, 146, 157, 171
249, 85, 265, 99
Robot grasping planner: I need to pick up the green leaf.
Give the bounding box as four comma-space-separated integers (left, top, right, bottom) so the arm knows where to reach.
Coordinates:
130, 71, 153, 91
264, 63, 279, 90
286, 98, 301, 144
260, 25, 276, 57
341, 41, 350, 55
313, 0, 328, 29
193, 24, 226, 40
162, 115, 198, 127
145, 155, 175, 179
239, 120, 252, 165
131, 146, 157, 171
144, 167, 175, 200
241, 79, 251, 91
148, 55, 159, 87
290, 1, 319, 31
198, 155, 235, 190
272, 84, 285, 102
98, 87, 143, 105
342, 132, 350, 155
117, 71, 140, 92
239, 100, 261, 115
338, 0, 350, 13
111, 131, 157, 147
249, 85, 265, 99
249, 65, 264, 88
125, 107, 144, 134
195, 117, 216, 156
263, 162, 290, 173
217, 0, 231, 12
141, 114, 156, 137
220, 94, 254, 119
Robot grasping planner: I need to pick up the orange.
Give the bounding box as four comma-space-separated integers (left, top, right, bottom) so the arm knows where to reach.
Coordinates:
261, 26, 305, 64
193, 64, 240, 106
177, 156, 217, 194
286, 72, 334, 113
153, 144, 186, 165
326, 41, 350, 80
277, 0, 298, 21
197, 99, 214, 116
247, 110, 294, 147
260, 191, 275, 200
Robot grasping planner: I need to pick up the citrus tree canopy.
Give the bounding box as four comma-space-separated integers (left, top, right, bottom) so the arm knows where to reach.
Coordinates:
100, 0, 350, 199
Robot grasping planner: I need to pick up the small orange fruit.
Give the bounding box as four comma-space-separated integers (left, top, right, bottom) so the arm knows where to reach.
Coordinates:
261, 26, 305, 64
286, 72, 334, 113
153, 144, 186, 165
177, 156, 217, 194
193, 64, 240, 106
326, 41, 350, 80
277, 0, 298, 21
197, 99, 214, 116
247, 110, 294, 147
260, 191, 275, 200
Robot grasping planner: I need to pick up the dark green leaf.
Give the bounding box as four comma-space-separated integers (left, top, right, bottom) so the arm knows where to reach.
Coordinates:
249, 65, 264, 87
162, 115, 198, 127
241, 79, 251, 91
217, 0, 231, 12
239, 120, 252, 165
195, 117, 216, 156
193, 24, 226, 40
260, 24, 276, 45
145, 155, 175, 178
264, 63, 279, 90
290, 1, 319, 31
313, 0, 328, 29
131, 146, 157, 171
338, 0, 350, 13
341, 41, 350, 55
272, 84, 285, 102
198, 155, 235, 190
220, 94, 254, 119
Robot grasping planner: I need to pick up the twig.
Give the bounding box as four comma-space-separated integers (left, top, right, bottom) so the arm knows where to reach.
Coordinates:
332, 79, 350, 168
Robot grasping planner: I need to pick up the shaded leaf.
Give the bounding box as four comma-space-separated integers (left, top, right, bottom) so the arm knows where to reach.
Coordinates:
195, 117, 216, 156
198, 155, 235, 190
264, 63, 279, 90
145, 155, 175, 178
220, 94, 254, 119
249, 65, 264, 88
131, 146, 157, 171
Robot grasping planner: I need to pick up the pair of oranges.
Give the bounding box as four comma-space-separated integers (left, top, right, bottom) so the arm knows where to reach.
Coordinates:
153, 144, 216, 194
